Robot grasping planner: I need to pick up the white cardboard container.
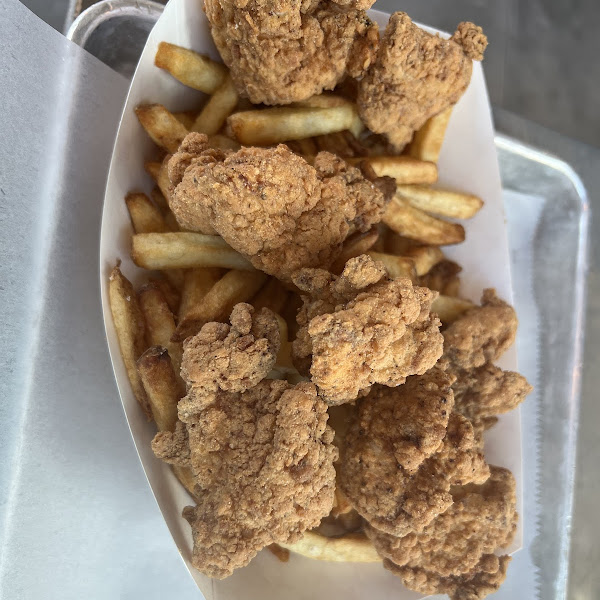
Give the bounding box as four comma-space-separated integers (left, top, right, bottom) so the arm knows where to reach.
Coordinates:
100, 1, 522, 597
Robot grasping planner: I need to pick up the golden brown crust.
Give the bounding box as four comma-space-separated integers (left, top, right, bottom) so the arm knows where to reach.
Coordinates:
340, 384, 489, 536
204, 0, 379, 105
384, 554, 511, 600
168, 137, 388, 280
358, 12, 488, 150
366, 466, 517, 577
443, 289, 518, 371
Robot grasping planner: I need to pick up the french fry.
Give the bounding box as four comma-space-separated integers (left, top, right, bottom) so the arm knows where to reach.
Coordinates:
280, 531, 380, 563
138, 283, 183, 376
131, 232, 254, 271
135, 104, 189, 153
163, 211, 180, 232
154, 42, 228, 93
207, 134, 241, 151
349, 156, 438, 185
228, 105, 359, 146
419, 259, 462, 294
314, 132, 354, 157
108, 265, 150, 417
252, 278, 289, 314
331, 229, 380, 274
173, 466, 199, 501
384, 231, 417, 256
267, 545, 290, 563
367, 251, 417, 282
383, 196, 465, 245
137, 346, 183, 432
431, 295, 474, 324
173, 110, 198, 130
157, 156, 173, 204
125, 192, 168, 234
292, 94, 350, 109
293, 137, 318, 156
192, 75, 239, 135
144, 161, 161, 182
404, 245, 445, 277
175, 268, 224, 340
163, 269, 185, 292
443, 276, 461, 297
407, 106, 453, 163
150, 277, 181, 314
150, 186, 169, 213
172, 269, 267, 341
396, 185, 483, 219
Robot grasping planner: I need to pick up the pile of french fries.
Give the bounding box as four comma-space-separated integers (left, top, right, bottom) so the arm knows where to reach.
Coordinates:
109, 41, 484, 564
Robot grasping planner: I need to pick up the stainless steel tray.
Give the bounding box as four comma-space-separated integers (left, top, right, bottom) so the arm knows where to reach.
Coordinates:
49, 3, 579, 599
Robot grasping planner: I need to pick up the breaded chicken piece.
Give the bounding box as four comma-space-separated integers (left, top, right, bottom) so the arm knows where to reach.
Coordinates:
443, 289, 517, 371
452, 362, 532, 424
358, 13, 488, 150
152, 305, 337, 578
178, 303, 280, 418
384, 553, 511, 600
292, 254, 443, 404
365, 466, 517, 577
340, 386, 489, 537
204, 0, 379, 105
168, 135, 391, 280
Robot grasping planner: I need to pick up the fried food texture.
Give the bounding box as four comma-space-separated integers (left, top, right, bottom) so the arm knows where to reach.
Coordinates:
292, 254, 443, 404
204, 0, 380, 105
168, 135, 390, 280
358, 12, 488, 150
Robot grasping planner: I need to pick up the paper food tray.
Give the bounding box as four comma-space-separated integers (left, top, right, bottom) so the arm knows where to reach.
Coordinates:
99, 0, 523, 597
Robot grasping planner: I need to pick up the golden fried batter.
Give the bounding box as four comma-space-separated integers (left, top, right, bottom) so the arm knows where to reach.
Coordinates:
452, 362, 532, 423
151, 305, 337, 578
443, 289, 518, 371
366, 466, 517, 577
204, 0, 379, 105
340, 387, 489, 536
384, 554, 511, 600
168, 135, 389, 280
358, 12, 487, 150
292, 254, 443, 404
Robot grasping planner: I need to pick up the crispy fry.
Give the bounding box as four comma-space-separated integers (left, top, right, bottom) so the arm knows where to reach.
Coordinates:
281, 531, 380, 563
144, 161, 161, 182
150, 186, 169, 213
154, 42, 228, 93
108, 265, 149, 416
163, 269, 185, 292
331, 229, 380, 274
163, 210, 180, 232
207, 134, 241, 151
431, 294, 474, 324
173, 465, 199, 501
383, 196, 465, 245
131, 232, 254, 271
137, 346, 183, 432
175, 268, 224, 341
135, 104, 189, 153
173, 110, 198, 130
150, 277, 181, 315
314, 132, 354, 157
443, 276, 461, 297
252, 278, 290, 314
396, 184, 483, 219
367, 251, 417, 282
146, 156, 174, 206
384, 231, 417, 255
407, 106, 453, 163
228, 105, 359, 146
267, 544, 290, 563
172, 269, 267, 341
138, 283, 183, 376
125, 192, 168, 234
349, 155, 438, 185
419, 259, 462, 294
192, 75, 239, 135
404, 245, 445, 276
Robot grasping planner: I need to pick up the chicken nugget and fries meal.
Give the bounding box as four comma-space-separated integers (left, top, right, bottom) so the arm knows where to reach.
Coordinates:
108, 1, 531, 598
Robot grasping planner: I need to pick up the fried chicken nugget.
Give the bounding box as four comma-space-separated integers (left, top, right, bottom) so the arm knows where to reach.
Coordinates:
204, 0, 379, 105
168, 135, 390, 280
366, 466, 517, 577
292, 255, 443, 404
358, 12, 488, 151
340, 375, 489, 536
384, 554, 511, 600
152, 304, 338, 578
